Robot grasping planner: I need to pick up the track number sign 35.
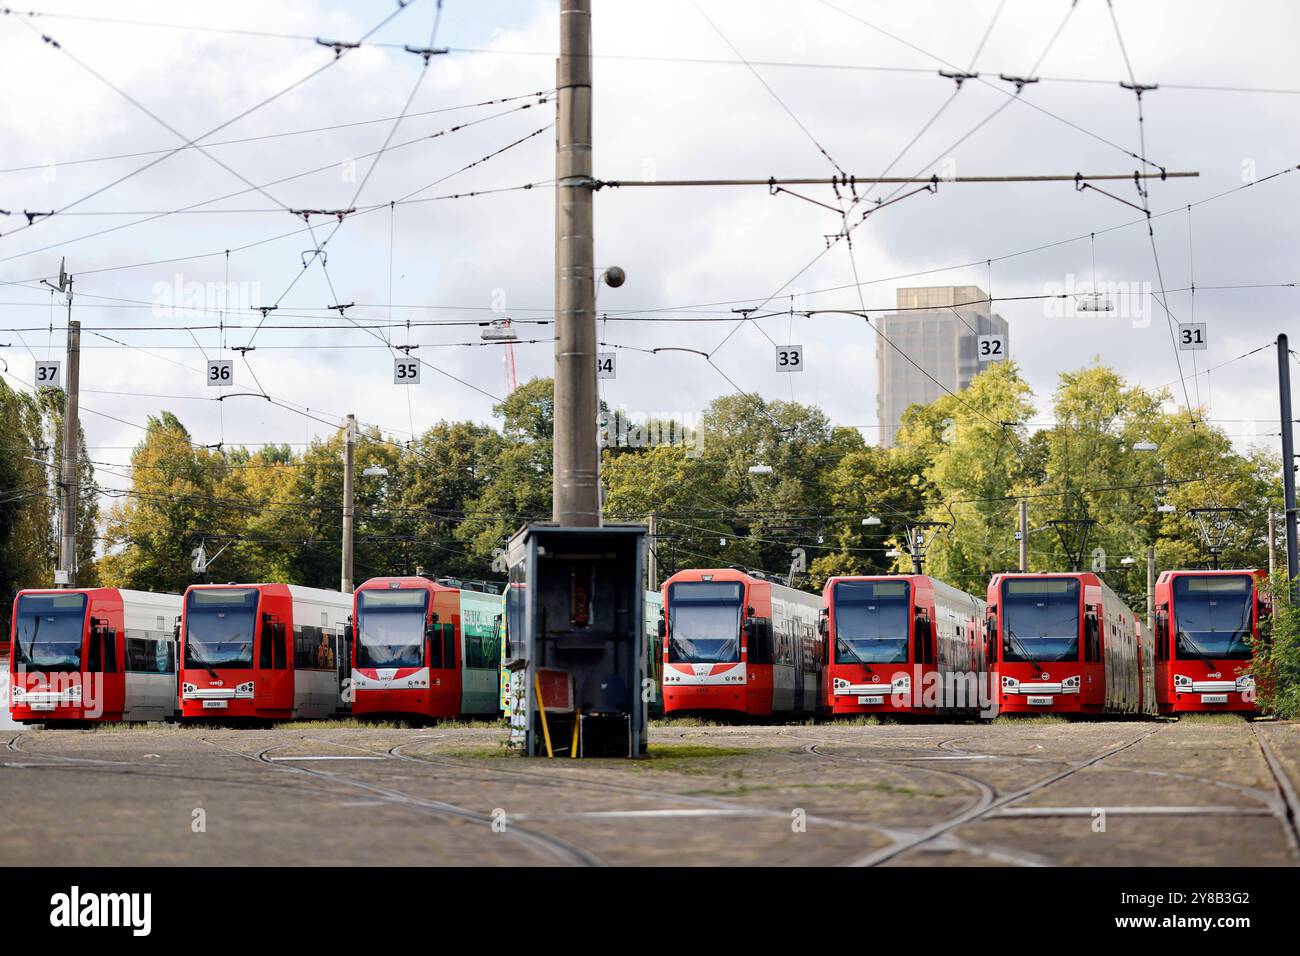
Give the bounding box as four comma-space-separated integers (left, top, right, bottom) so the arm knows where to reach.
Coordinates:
393, 356, 421, 384
776, 344, 803, 372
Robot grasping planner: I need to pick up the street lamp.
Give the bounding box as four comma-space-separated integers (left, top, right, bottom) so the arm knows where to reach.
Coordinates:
362, 465, 389, 477
747, 464, 773, 475
861, 516, 882, 527
1157, 504, 1176, 514
1132, 440, 1158, 452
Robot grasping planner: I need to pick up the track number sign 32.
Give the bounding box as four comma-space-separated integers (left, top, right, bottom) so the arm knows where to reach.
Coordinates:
977, 335, 1005, 362
393, 357, 421, 384
776, 344, 803, 372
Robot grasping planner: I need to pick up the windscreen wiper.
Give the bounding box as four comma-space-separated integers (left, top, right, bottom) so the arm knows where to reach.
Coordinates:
185, 638, 221, 681
1004, 627, 1042, 672
1177, 629, 1218, 670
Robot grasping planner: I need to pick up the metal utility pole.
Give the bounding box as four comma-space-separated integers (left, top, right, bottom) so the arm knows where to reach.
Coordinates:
646, 512, 658, 591
57, 316, 80, 587
552, 0, 600, 526
1280, 333, 1299, 582
341, 414, 356, 594
1018, 499, 1028, 572
1267, 509, 1277, 577
1146, 545, 1156, 632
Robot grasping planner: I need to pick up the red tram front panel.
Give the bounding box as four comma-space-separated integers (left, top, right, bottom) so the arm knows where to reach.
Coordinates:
661, 569, 822, 719
178, 584, 349, 720
10, 588, 180, 724
1153, 569, 1263, 715
350, 577, 462, 720
987, 572, 1153, 717
822, 575, 986, 717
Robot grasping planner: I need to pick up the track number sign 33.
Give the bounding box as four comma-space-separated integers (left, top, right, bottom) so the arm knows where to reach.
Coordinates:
206, 360, 233, 386
393, 356, 421, 384
776, 344, 803, 372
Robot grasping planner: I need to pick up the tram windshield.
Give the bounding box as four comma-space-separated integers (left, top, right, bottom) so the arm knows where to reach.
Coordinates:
1001, 578, 1080, 663
356, 589, 428, 668
667, 581, 743, 664
833, 580, 910, 664
13, 593, 87, 672
1173, 574, 1254, 661
185, 588, 258, 670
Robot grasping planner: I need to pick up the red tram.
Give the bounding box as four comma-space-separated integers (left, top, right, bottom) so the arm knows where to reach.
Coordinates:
9, 588, 181, 724
822, 575, 986, 717
349, 576, 501, 720
178, 583, 351, 720
661, 568, 823, 719
1153, 569, 1264, 715
986, 572, 1156, 717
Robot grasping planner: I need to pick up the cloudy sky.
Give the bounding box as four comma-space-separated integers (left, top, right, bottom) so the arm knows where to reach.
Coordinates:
1, 0, 1297, 495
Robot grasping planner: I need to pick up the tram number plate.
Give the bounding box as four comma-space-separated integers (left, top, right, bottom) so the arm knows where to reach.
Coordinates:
1026, 695, 1054, 706
29, 700, 54, 711
1200, 694, 1228, 704
857, 695, 884, 705
202, 699, 228, 709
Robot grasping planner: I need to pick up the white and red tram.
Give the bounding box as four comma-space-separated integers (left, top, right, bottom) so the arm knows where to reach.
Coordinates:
661, 568, 823, 719
178, 583, 351, 720
9, 587, 181, 724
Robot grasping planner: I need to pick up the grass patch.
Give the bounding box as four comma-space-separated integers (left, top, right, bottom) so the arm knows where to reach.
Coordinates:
989, 715, 1068, 726
1175, 713, 1251, 726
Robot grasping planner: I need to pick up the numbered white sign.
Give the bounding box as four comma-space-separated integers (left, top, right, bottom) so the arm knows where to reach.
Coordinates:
977, 334, 1006, 362
393, 356, 421, 384
206, 359, 233, 387
1178, 322, 1207, 351
596, 352, 616, 379
34, 360, 61, 389
775, 344, 804, 372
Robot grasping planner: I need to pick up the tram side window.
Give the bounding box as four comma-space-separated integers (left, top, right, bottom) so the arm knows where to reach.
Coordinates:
259, 623, 274, 669
443, 623, 456, 670
126, 635, 173, 673
275, 623, 288, 669
102, 629, 117, 672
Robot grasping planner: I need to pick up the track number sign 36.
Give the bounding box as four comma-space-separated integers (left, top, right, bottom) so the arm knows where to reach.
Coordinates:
206, 360, 233, 386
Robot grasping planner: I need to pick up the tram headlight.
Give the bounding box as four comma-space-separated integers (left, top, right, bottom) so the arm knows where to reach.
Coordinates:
11, 685, 24, 700
1062, 675, 1080, 690
1174, 674, 1193, 688
1001, 676, 1019, 692
182, 682, 197, 696
1235, 676, 1255, 692
68, 684, 82, 698
891, 674, 911, 691
235, 681, 254, 697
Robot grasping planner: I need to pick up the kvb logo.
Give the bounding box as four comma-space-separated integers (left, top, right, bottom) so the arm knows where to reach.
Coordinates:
49, 886, 151, 936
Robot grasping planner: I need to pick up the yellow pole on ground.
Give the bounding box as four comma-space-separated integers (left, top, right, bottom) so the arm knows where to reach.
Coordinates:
534, 672, 554, 758
570, 708, 581, 758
